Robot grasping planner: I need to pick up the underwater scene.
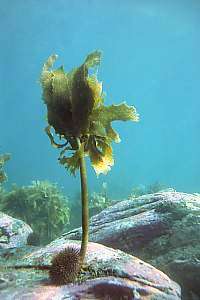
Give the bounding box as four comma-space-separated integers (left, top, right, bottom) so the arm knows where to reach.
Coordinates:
0, 1, 200, 299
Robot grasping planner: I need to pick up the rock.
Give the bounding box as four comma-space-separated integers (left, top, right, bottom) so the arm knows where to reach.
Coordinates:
168, 259, 200, 300
0, 212, 32, 249
0, 240, 181, 299
63, 191, 200, 298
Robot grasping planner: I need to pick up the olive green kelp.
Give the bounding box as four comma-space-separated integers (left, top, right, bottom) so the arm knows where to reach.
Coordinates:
40, 51, 139, 176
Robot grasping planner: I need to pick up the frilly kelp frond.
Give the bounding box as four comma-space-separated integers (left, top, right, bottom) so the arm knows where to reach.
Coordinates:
91, 102, 139, 143
59, 143, 85, 176
40, 51, 139, 175
84, 50, 101, 68
87, 136, 114, 175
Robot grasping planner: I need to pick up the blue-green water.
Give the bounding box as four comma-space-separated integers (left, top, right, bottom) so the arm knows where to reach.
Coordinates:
1, 0, 200, 199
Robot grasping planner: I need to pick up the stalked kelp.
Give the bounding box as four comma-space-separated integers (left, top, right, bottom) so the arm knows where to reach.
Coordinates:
39, 51, 139, 283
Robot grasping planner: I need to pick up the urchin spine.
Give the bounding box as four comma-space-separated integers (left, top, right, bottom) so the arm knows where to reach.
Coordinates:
49, 246, 80, 285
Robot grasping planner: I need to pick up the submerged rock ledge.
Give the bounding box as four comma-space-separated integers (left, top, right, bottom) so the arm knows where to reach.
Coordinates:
63, 191, 200, 299
0, 240, 181, 299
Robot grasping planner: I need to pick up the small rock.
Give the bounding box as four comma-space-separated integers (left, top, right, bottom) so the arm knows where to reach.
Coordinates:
0, 212, 32, 249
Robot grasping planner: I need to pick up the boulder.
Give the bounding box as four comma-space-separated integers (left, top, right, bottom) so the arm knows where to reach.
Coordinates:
0, 240, 181, 299
168, 258, 200, 300
0, 211, 32, 249
63, 191, 200, 298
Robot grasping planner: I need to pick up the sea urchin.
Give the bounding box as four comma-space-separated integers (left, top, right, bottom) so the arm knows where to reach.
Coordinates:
49, 246, 80, 285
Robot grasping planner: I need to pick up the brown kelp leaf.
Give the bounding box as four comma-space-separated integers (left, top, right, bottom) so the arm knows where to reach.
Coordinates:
51, 67, 70, 104
105, 123, 121, 143
87, 136, 114, 175
59, 143, 85, 176
48, 67, 74, 135
92, 102, 139, 125
46, 104, 74, 136
40, 54, 58, 104
42, 54, 58, 72
40, 55, 74, 136
71, 64, 95, 136
96, 139, 114, 164
89, 121, 107, 138
71, 51, 102, 136
84, 50, 101, 68
87, 75, 103, 108
91, 102, 139, 143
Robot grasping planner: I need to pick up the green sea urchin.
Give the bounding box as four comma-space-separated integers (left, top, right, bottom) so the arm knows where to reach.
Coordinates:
49, 246, 80, 285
